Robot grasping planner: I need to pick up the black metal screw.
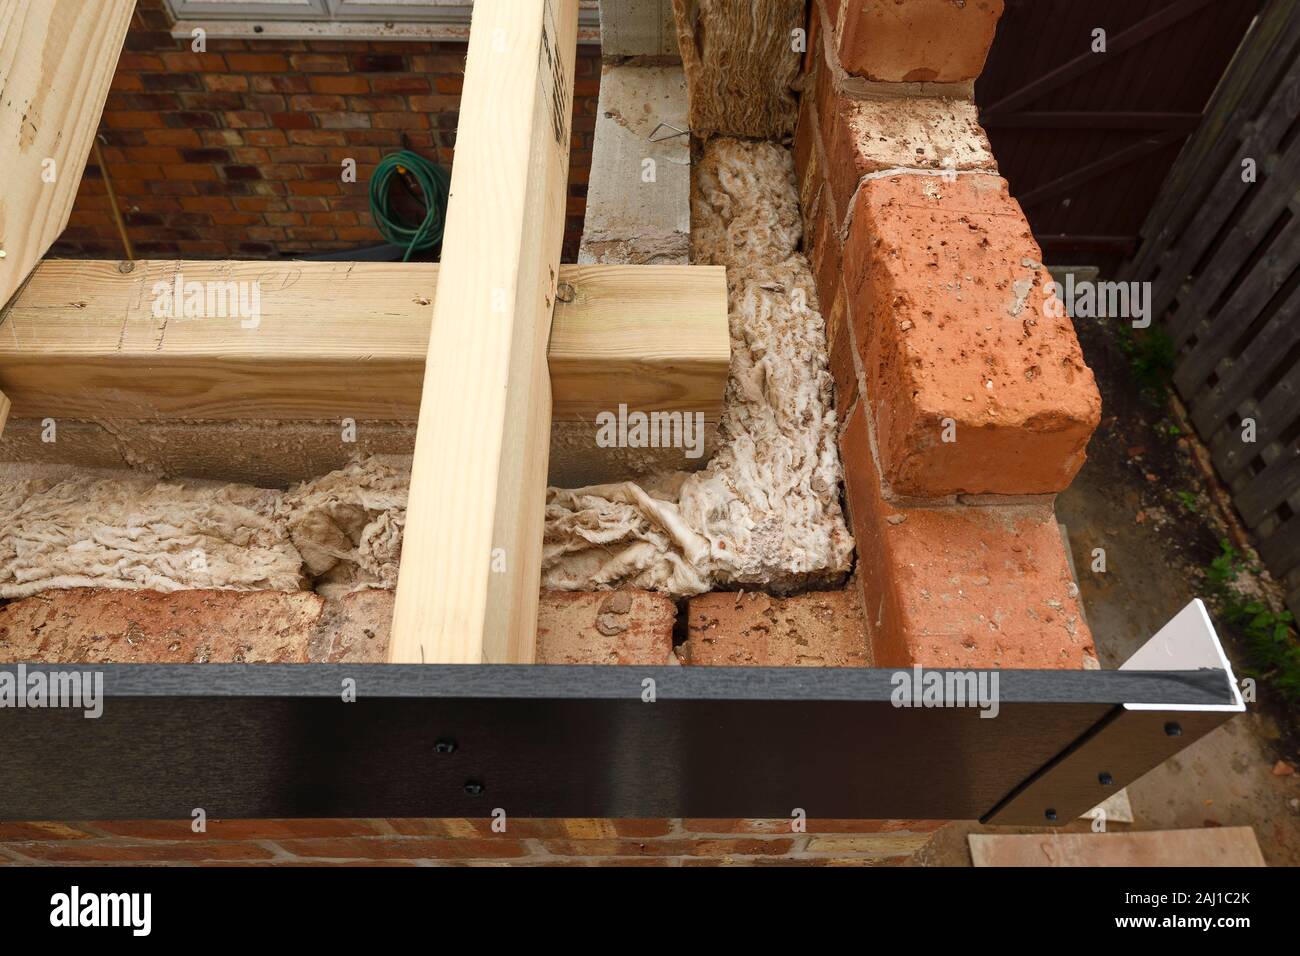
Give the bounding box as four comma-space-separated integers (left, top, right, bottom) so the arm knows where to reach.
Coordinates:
1044, 808, 1058, 822
1164, 721, 1183, 737
464, 780, 485, 796
1098, 772, 1114, 786
434, 738, 457, 754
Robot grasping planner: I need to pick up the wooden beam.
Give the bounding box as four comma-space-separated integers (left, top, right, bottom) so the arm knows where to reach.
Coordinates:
0, 259, 727, 423
0, 389, 9, 437
1014, 128, 1187, 209
388, 0, 579, 665
980, 111, 1202, 132
0, 0, 135, 305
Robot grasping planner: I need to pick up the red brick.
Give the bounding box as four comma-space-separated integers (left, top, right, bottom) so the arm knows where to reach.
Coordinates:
11, 841, 275, 863
683, 591, 869, 666
162, 164, 219, 180
92, 819, 388, 841
843, 174, 1100, 496
828, 281, 859, 410
225, 53, 290, 73
223, 110, 269, 129
308, 75, 370, 94
204, 74, 250, 92
289, 53, 351, 72
824, 94, 995, 228
0, 589, 320, 663
244, 129, 289, 147
271, 112, 315, 129
536, 590, 677, 665
287, 129, 349, 146
179, 195, 233, 212
317, 111, 373, 129
683, 818, 944, 834
348, 94, 407, 112
278, 838, 528, 860
160, 52, 227, 72
103, 110, 164, 129
372, 111, 429, 129
142, 128, 203, 147
839, 403, 1095, 669
809, 192, 842, 318
794, 93, 823, 220
836, 0, 1004, 83
370, 75, 430, 94
539, 838, 795, 857
0, 822, 96, 842
290, 94, 348, 112
252, 74, 310, 94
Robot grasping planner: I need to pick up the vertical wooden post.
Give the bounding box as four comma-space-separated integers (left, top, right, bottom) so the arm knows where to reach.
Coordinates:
388, 0, 579, 663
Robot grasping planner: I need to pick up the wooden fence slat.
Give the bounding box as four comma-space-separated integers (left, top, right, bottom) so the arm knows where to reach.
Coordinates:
1192, 280, 1300, 443
1207, 356, 1300, 484
1234, 444, 1300, 527
1151, 52, 1300, 326
1167, 139, 1300, 352
1173, 214, 1300, 394
1259, 511, 1300, 574
1126, 0, 1300, 620
1126, 0, 1300, 281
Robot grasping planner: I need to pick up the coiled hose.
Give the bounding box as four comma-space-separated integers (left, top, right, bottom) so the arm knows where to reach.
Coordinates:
368, 150, 451, 262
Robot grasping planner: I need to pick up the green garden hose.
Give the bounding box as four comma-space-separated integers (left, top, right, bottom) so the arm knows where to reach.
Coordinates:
368, 150, 451, 262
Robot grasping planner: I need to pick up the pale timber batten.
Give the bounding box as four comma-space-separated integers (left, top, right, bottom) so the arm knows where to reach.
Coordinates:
0, 259, 728, 423
388, 0, 580, 665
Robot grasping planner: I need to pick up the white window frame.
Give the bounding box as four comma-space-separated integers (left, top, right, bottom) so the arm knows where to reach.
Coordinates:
166, 0, 601, 31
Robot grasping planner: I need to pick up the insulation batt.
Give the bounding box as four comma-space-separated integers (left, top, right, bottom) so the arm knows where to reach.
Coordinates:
0, 458, 407, 599
541, 139, 854, 596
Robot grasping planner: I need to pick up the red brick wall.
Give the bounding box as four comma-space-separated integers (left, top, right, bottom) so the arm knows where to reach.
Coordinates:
798, 0, 1101, 669
0, 818, 944, 866
51, 0, 598, 262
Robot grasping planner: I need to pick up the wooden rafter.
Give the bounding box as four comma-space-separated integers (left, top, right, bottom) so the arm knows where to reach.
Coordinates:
981, 0, 1219, 117
0, 0, 135, 305
388, 0, 580, 665
0, 259, 728, 423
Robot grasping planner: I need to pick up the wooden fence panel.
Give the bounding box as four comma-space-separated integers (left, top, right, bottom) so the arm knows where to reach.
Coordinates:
1125, 0, 1300, 620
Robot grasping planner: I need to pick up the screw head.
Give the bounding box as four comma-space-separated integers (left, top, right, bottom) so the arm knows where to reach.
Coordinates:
464, 780, 484, 796
434, 738, 457, 754
1098, 771, 1114, 786
1044, 808, 1058, 822
117, 260, 134, 274
556, 282, 575, 303
1164, 721, 1183, 737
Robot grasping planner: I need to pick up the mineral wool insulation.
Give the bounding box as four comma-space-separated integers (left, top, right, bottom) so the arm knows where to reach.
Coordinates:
0, 140, 852, 600
543, 138, 853, 595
